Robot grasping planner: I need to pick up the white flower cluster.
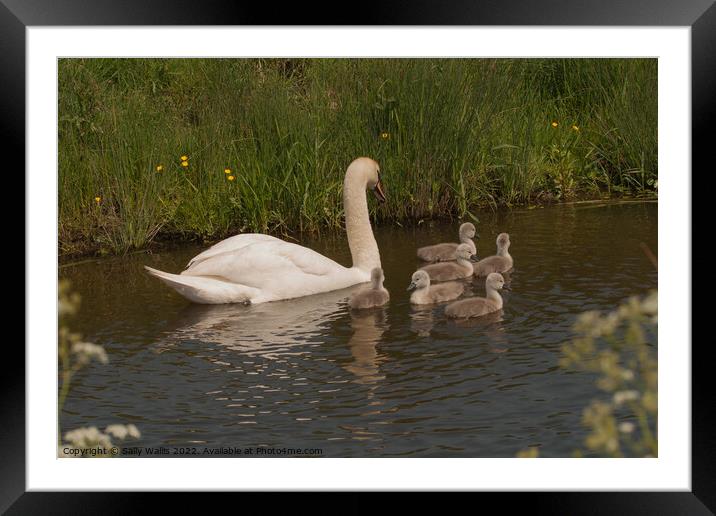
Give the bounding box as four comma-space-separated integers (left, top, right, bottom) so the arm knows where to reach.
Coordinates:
105, 424, 141, 440
612, 390, 640, 406
59, 424, 141, 457
575, 290, 657, 338
618, 422, 636, 434
63, 426, 113, 449
71, 341, 109, 365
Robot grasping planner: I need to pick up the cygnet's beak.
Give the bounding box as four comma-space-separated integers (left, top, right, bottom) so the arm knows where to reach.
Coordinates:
469, 254, 480, 262
372, 179, 387, 203
501, 284, 512, 291
406, 282, 417, 291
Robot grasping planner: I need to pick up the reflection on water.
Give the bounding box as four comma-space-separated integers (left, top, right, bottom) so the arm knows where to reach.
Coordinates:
157, 285, 361, 359
345, 308, 388, 386
60, 201, 657, 457
409, 305, 436, 337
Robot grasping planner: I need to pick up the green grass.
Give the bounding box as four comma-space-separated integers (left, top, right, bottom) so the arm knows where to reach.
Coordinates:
58, 58, 657, 257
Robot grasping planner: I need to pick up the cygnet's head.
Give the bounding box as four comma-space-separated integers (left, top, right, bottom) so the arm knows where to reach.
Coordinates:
347, 157, 386, 203
456, 243, 479, 262
459, 222, 477, 240
486, 272, 510, 291
497, 232, 510, 250
370, 267, 385, 288
407, 270, 431, 291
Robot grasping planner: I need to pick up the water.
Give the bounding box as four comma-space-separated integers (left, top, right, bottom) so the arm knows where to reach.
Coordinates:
60, 201, 657, 457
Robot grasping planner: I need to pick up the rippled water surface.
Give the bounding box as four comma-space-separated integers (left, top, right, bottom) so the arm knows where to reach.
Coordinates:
60, 201, 657, 457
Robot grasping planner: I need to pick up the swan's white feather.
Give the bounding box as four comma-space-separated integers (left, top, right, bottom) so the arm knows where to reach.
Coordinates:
185, 233, 281, 269
182, 239, 351, 284
175, 239, 369, 303
144, 266, 261, 304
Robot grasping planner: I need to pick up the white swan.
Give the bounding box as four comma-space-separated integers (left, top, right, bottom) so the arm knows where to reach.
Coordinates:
145, 157, 386, 304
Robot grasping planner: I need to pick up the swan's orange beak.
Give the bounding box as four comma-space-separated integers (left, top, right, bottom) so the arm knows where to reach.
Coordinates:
372, 179, 386, 203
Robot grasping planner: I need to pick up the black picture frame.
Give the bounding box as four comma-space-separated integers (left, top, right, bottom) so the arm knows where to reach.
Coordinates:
6, 0, 709, 512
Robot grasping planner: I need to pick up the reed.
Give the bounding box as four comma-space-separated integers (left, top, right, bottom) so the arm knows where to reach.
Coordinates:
58, 58, 657, 256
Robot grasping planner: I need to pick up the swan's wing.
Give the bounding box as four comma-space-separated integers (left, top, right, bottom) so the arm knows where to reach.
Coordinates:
185, 233, 282, 269
445, 297, 488, 318
416, 243, 457, 262
181, 239, 347, 287
420, 262, 461, 282
473, 256, 510, 276
433, 282, 464, 301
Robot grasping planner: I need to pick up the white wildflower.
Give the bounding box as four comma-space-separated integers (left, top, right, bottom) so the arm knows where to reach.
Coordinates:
105, 424, 128, 440
64, 426, 112, 448
618, 422, 635, 434
575, 311, 603, 336
71, 341, 109, 365
105, 423, 141, 440
606, 437, 618, 454
613, 390, 640, 406
599, 312, 620, 335
126, 424, 141, 439
621, 369, 635, 381
641, 291, 657, 315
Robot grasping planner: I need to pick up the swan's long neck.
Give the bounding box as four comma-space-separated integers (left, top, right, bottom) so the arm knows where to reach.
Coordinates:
344, 172, 380, 273
497, 244, 511, 262
486, 286, 504, 309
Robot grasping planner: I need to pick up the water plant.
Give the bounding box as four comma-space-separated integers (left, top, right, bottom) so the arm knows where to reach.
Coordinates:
59, 58, 657, 257
560, 290, 658, 457
58, 280, 141, 456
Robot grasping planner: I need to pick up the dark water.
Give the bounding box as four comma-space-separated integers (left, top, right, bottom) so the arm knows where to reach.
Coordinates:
60, 201, 657, 457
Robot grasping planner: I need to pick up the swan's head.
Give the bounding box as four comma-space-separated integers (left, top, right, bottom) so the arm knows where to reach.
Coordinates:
459, 222, 477, 240
407, 270, 430, 291
347, 157, 386, 203
370, 267, 385, 288
486, 272, 510, 291
497, 232, 510, 250
457, 243, 479, 262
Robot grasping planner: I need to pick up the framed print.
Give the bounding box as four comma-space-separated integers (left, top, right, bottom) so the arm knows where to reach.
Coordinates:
6, 0, 711, 511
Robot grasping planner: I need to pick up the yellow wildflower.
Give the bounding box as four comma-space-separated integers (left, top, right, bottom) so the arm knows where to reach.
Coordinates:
224, 168, 231, 174
380, 131, 390, 140
551, 121, 558, 128
227, 175, 235, 181
94, 196, 101, 204
156, 164, 164, 172
180, 155, 188, 161
572, 125, 580, 132
181, 160, 189, 167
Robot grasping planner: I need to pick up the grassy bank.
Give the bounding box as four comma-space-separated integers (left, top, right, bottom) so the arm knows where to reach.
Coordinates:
59, 58, 657, 257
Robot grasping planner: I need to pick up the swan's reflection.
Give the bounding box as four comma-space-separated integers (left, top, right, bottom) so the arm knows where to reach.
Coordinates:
450, 308, 509, 353
450, 309, 504, 328
154, 285, 364, 359
461, 271, 512, 352
344, 307, 388, 387
409, 304, 435, 337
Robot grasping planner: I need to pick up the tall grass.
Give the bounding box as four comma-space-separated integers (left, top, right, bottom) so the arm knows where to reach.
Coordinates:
58, 58, 657, 256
